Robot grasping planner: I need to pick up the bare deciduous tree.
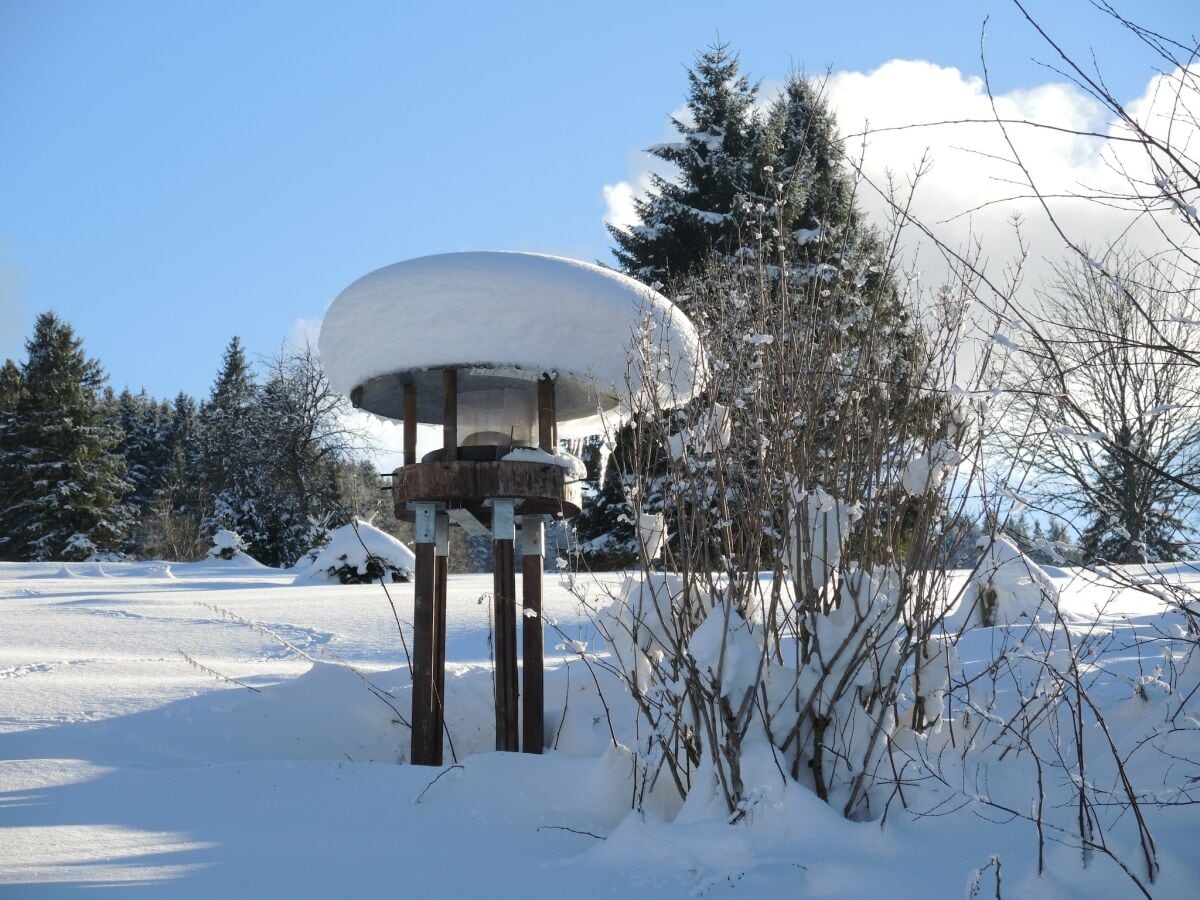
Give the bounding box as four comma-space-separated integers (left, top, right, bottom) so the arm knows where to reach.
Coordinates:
997, 252, 1200, 562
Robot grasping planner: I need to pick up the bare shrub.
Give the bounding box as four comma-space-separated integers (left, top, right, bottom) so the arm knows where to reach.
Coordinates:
584, 195, 990, 820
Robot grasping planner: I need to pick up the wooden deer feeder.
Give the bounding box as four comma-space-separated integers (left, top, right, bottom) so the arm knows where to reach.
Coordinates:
319, 251, 701, 765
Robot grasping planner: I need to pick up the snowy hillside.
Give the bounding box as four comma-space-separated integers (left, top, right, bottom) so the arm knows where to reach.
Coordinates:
2, 561, 1199, 897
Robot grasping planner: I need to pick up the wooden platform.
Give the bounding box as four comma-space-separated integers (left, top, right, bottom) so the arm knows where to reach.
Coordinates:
392, 459, 582, 523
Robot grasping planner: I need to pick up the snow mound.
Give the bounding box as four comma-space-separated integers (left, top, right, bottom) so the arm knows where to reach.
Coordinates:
293, 520, 415, 585
958, 536, 1064, 627
318, 251, 703, 432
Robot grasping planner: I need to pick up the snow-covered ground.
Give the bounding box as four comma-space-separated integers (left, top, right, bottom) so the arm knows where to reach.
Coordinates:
2, 560, 1198, 897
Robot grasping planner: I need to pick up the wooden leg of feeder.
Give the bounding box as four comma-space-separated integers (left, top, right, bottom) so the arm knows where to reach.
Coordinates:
442, 368, 458, 461
432, 511, 449, 766
521, 515, 545, 754
403, 384, 417, 467
538, 373, 556, 453
492, 499, 519, 752
410, 502, 437, 766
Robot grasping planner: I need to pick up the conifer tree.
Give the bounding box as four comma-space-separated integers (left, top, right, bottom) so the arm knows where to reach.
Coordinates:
164, 391, 201, 510
138, 391, 208, 561
0, 313, 129, 560
0, 359, 23, 559
197, 337, 266, 551
0, 359, 21, 411
609, 43, 760, 287
1078, 424, 1188, 563
582, 49, 927, 569
117, 390, 172, 519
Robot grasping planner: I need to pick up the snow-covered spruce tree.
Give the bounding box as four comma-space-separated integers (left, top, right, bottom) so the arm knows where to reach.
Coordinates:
139, 391, 208, 561
196, 337, 269, 557
114, 388, 174, 553
584, 52, 920, 569
0, 359, 21, 411
0, 359, 22, 560
572, 416, 667, 569
0, 313, 129, 560
609, 42, 760, 287
609, 50, 894, 318
1077, 422, 1190, 563
588, 232, 984, 821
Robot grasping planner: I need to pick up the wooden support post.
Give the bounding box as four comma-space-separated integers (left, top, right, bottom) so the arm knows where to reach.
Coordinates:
492, 499, 519, 752
521, 515, 545, 754
442, 368, 458, 461
538, 373, 556, 453
432, 511, 449, 766
403, 384, 417, 467
410, 502, 438, 765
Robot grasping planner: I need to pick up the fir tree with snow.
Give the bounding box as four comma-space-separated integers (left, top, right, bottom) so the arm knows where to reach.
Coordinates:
138, 391, 209, 561
586, 47, 927, 570
609, 43, 760, 288
1079, 422, 1188, 563
114, 388, 174, 550
196, 337, 268, 557
0, 312, 129, 561
0, 359, 22, 411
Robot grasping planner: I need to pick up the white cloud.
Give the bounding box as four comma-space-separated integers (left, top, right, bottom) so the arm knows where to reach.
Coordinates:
826, 61, 1106, 282
285, 317, 322, 351
602, 172, 654, 232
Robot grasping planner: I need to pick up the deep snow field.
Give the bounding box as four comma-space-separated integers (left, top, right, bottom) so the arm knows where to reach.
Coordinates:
2, 558, 1199, 898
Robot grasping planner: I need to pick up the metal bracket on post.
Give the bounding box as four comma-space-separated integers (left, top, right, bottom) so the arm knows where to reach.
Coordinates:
492, 498, 516, 544
520, 515, 545, 559
412, 502, 437, 545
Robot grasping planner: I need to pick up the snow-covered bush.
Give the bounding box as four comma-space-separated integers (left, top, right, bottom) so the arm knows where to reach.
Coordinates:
582, 236, 990, 822
293, 520, 414, 585
208, 528, 250, 561
62, 532, 98, 562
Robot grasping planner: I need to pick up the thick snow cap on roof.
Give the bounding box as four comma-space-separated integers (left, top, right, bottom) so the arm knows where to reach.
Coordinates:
318, 251, 703, 435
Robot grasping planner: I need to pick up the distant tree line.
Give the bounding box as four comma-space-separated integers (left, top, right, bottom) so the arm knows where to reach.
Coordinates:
0, 312, 387, 566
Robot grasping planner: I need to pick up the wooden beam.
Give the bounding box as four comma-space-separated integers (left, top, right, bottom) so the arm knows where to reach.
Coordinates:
410, 502, 437, 765
492, 499, 519, 752
538, 373, 556, 453
403, 384, 417, 467
442, 368, 458, 461
521, 515, 544, 755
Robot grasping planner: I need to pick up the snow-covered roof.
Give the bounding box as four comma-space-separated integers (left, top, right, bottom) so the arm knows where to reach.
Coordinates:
318, 252, 703, 433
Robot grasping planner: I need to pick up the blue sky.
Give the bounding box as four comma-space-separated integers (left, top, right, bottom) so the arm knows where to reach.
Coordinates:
1, 0, 1194, 403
